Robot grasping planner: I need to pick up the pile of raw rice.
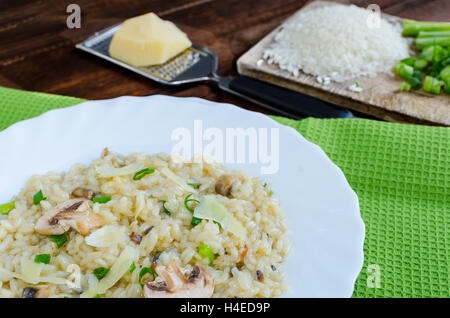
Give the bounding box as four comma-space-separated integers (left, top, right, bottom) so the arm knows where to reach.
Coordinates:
0, 150, 290, 298
263, 4, 410, 82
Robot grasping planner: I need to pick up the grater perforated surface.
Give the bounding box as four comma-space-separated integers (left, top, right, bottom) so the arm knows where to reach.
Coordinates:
77, 24, 214, 84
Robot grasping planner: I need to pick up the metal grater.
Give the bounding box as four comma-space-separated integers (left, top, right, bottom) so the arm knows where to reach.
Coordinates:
76, 23, 218, 85
76, 24, 354, 119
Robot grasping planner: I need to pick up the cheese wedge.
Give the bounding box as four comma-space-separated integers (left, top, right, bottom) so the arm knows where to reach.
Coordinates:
109, 13, 191, 67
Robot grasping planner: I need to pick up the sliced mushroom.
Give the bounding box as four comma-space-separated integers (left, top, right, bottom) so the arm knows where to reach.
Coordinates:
71, 187, 96, 200
35, 198, 104, 236
22, 284, 54, 298
143, 260, 214, 298
215, 174, 239, 197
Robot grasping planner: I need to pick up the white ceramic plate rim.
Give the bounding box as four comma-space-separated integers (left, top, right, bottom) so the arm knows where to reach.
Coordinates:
0, 95, 365, 297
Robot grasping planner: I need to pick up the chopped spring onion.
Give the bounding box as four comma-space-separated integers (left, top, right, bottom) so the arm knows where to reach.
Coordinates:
188, 183, 200, 189
444, 80, 450, 94
129, 262, 136, 273
184, 194, 202, 226
401, 57, 416, 66
0, 201, 15, 215
184, 194, 199, 213
92, 196, 112, 204
34, 254, 51, 264
160, 200, 172, 216
133, 168, 155, 181
416, 37, 450, 50
93, 267, 110, 279
138, 267, 155, 288
49, 234, 68, 248
394, 62, 414, 80
191, 217, 202, 226
414, 58, 428, 71
95, 294, 102, 298
424, 76, 443, 95
81, 246, 138, 298
198, 244, 216, 264
399, 81, 411, 92
402, 20, 450, 37
408, 73, 423, 90
33, 190, 46, 205
418, 30, 450, 38
354, 81, 360, 87
440, 65, 450, 81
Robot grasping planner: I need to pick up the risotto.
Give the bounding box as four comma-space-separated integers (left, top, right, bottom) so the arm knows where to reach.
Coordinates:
0, 149, 290, 298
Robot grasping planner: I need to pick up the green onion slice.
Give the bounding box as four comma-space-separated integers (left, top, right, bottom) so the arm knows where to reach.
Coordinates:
187, 183, 200, 189
49, 234, 68, 248
399, 81, 412, 92
133, 168, 155, 181
34, 254, 51, 264
184, 194, 202, 226
93, 267, 110, 279
0, 201, 15, 215
33, 190, 47, 205
184, 194, 199, 214
198, 244, 216, 264
139, 267, 155, 288
92, 196, 112, 204
129, 262, 136, 273
160, 200, 172, 216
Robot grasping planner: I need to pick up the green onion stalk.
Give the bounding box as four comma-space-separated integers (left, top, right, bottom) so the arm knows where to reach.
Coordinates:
423, 76, 443, 95
402, 20, 450, 37
418, 30, 450, 38
416, 37, 450, 50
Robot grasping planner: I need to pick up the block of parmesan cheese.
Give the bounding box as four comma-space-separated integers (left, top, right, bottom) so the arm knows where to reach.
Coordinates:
109, 13, 191, 67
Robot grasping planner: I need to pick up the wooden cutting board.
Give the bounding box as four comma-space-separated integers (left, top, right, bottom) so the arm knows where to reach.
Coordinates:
237, 1, 450, 126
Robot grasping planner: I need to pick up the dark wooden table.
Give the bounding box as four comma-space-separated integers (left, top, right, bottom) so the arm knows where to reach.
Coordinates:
1, 0, 449, 117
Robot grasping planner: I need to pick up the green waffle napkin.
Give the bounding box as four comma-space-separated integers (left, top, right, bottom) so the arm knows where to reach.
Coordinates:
0, 86, 448, 298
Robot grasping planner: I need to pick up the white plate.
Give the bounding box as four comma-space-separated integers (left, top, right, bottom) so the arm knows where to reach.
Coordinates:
0, 95, 364, 297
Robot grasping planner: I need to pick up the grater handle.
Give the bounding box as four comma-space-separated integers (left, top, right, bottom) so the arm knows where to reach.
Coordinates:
227, 75, 355, 119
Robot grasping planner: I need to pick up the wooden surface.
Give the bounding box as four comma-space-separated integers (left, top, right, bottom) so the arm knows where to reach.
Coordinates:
1, 0, 449, 120
237, 1, 450, 125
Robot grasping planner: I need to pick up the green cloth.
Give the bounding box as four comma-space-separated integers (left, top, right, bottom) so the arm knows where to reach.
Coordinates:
0, 86, 448, 298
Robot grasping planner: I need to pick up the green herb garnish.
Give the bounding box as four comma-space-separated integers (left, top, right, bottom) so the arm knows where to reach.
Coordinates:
399, 81, 412, 92
198, 244, 216, 264
187, 183, 200, 189
0, 201, 15, 215
184, 193, 199, 213
139, 267, 155, 288
34, 254, 51, 264
133, 168, 155, 181
184, 194, 202, 226
33, 190, 46, 205
160, 200, 172, 216
93, 267, 110, 279
95, 294, 102, 298
49, 234, 68, 248
92, 196, 111, 204
129, 262, 136, 273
